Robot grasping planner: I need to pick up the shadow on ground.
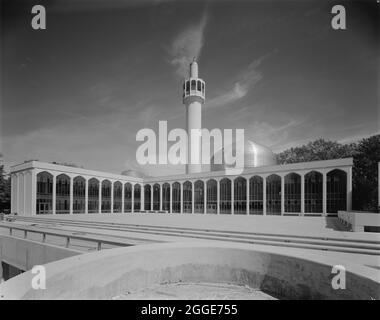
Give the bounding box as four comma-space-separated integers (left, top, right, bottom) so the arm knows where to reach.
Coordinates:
324, 217, 350, 231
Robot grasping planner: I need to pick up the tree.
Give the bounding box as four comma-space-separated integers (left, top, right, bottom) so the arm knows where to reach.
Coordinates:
352, 135, 380, 211
276, 135, 380, 212
276, 138, 356, 164
0, 164, 11, 212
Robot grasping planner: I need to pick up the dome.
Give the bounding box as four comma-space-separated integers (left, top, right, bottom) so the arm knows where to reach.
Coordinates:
121, 169, 147, 179
210, 139, 277, 172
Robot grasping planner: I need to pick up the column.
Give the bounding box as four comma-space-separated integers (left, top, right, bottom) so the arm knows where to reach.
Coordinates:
15, 173, 19, 214
191, 181, 195, 214
159, 184, 163, 211
31, 170, 37, 216
231, 179, 235, 215
180, 183, 184, 214
141, 184, 145, 212
131, 184, 135, 213
323, 172, 327, 216
204, 180, 207, 214
10, 174, 16, 213
98, 180, 102, 214
246, 177, 250, 215
69, 176, 73, 215
17, 173, 23, 215
151, 185, 154, 212
121, 183, 125, 213
346, 167, 352, 211
110, 181, 114, 214
301, 174, 305, 216
169, 183, 172, 213
263, 176, 267, 216
217, 180, 220, 215
52, 174, 57, 215
84, 178, 88, 214
281, 175, 285, 216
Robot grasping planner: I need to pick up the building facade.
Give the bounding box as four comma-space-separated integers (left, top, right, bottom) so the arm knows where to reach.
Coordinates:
11, 158, 352, 216
9, 61, 354, 217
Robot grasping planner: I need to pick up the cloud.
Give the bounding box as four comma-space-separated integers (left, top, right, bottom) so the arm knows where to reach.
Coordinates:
169, 12, 208, 77
244, 117, 308, 150
207, 53, 274, 109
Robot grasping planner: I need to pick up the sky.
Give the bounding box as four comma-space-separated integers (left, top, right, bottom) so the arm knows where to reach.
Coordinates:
0, 0, 379, 176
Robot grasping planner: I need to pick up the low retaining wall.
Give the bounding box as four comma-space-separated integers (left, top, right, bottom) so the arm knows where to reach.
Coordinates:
338, 211, 380, 232
0, 242, 379, 300
0, 235, 82, 274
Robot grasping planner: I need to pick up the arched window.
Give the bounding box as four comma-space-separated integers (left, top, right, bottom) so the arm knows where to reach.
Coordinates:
284, 173, 301, 213
305, 171, 323, 213
186, 81, 190, 94
207, 180, 217, 214
234, 177, 246, 214
113, 181, 122, 213
153, 184, 160, 211
249, 176, 263, 214
88, 178, 99, 214
202, 82, 205, 94
183, 181, 192, 213
134, 184, 141, 211
124, 183, 132, 212
191, 80, 196, 91
36, 171, 53, 214
101, 180, 111, 213
327, 169, 347, 213
266, 174, 281, 215
172, 182, 181, 213
162, 183, 170, 212
197, 80, 202, 91
73, 176, 85, 214
56, 174, 70, 214
144, 185, 151, 211
220, 178, 231, 214
194, 180, 204, 213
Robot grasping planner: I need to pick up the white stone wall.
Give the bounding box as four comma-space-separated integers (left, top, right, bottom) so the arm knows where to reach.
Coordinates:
10, 159, 353, 216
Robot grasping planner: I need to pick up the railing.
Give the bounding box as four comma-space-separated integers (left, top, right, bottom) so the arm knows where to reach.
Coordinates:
0, 223, 134, 251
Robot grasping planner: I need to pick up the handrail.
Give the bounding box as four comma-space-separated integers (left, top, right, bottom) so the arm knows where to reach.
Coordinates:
0, 223, 133, 251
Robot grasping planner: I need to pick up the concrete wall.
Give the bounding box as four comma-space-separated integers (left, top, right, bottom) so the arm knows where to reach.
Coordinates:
0, 242, 379, 300
0, 235, 82, 274
338, 211, 380, 232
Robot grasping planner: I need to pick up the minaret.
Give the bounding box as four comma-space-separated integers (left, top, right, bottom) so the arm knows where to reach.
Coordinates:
183, 58, 205, 174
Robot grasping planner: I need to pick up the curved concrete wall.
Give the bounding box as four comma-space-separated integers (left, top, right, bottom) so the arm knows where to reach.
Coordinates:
0, 242, 379, 300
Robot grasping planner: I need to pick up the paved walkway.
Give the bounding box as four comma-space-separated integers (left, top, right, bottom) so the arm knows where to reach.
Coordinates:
32, 213, 380, 241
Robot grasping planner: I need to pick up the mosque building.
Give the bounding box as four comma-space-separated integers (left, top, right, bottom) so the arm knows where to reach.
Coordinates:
10, 61, 353, 216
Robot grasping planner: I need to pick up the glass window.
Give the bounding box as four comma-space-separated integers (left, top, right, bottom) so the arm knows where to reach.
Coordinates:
194, 180, 204, 213
172, 182, 181, 213
305, 171, 323, 213
220, 178, 231, 214
191, 80, 196, 90
207, 180, 217, 214
284, 173, 301, 213
234, 177, 246, 214
327, 169, 347, 213
249, 176, 263, 214
183, 181, 192, 213
144, 185, 151, 211
266, 174, 281, 215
